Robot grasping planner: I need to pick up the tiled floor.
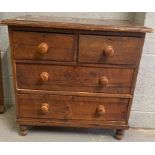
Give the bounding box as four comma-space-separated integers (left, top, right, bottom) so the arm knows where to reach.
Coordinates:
0, 104, 155, 142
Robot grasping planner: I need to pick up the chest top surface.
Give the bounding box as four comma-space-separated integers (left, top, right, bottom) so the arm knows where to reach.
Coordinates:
1, 15, 153, 33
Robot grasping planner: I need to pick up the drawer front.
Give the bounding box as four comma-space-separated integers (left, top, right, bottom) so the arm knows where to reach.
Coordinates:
18, 94, 129, 121
16, 64, 134, 94
12, 31, 76, 61
79, 35, 143, 65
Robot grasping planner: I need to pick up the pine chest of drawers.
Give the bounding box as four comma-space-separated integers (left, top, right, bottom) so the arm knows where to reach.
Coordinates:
2, 15, 152, 139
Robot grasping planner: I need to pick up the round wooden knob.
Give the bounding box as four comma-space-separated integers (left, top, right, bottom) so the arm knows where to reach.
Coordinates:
99, 76, 109, 86
37, 42, 48, 54
40, 103, 49, 114
97, 105, 106, 115
40, 72, 49, 82
103, 45, 114, 57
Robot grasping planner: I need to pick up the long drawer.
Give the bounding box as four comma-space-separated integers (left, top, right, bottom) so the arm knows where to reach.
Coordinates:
12, 31, 77, 61
16, 63, 134, 94
18, 94, 129, 121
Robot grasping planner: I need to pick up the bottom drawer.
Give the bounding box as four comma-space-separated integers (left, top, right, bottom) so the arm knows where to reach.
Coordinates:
18, 94, 129, 121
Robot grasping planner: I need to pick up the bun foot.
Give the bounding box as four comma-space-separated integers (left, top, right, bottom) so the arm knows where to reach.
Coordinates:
0, 105, 5, 114
20, 125, 28, 136
114, 129, 125, 140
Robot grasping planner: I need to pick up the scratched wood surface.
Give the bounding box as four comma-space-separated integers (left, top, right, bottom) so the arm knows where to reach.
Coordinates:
18, 94, 129, 121
1, 15, 153, 33
16, 63, 134, 94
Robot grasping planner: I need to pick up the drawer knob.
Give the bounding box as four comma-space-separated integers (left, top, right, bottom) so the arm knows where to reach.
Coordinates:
103, 45, 114, 57
99, 76, 109, 86
40, 103, 49, 114
97, 105, 106, 115
40, 72, 49, 82
37, 42, 48, 54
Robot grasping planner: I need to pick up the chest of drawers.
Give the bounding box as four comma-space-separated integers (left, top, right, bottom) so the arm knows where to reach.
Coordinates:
2, 15, 152, 139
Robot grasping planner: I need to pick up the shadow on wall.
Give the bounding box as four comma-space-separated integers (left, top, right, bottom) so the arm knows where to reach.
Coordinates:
1, 47, 15, 105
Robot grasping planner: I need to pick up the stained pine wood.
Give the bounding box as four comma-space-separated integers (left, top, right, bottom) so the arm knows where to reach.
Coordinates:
12, 31, 77, 61
2, 15, 151, 139
1, 15, 153, 33
17, 118, 128, 129
79, 35, 144, 65
115, 129, 125, 140
16, 63, 134, 94
17, 89, 132, 99
18, 94, 129, 121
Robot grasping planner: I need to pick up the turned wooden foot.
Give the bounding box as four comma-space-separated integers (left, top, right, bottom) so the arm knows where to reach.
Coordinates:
0, 105, 5, 114
114, 129, 125, 140
19, 125, 28, 136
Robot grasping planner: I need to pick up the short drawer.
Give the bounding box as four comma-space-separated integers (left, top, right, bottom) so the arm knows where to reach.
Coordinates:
12, 31, 76, 61
16, 63, 134, 94
18, 94, 129, 121
79, 35, 143, 65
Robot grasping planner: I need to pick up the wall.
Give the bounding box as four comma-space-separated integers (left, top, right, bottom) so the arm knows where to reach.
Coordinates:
0, 12, 154, 128
129, 12, 155, 128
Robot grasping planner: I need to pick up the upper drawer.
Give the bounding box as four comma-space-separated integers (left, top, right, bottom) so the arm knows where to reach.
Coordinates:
79, 35, 143, 65
12, 31, 77, 61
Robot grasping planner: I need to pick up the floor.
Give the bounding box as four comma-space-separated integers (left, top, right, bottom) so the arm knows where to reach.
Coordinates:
0, 104, 155, 142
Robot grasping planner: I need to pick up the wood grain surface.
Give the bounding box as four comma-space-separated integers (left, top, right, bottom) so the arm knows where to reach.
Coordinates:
18, 94, 129, 121
12, 31, 77, 61
79, 34, 144, 65
16, 63, 134, 94
1, 15, 153, 33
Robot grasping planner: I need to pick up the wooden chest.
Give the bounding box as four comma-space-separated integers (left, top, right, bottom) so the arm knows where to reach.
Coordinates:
1, 15, 152, 139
